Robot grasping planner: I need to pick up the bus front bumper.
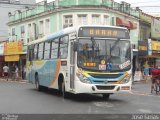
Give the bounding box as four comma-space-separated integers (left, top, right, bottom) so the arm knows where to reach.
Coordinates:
74, 80, 131, 94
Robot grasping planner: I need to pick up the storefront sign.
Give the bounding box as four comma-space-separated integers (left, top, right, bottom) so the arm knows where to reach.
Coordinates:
151, 41, 160, 51
5, 55, 19, 62
138, 41, 148, 56
4, 41, 22, 55
151, 18, 160, 40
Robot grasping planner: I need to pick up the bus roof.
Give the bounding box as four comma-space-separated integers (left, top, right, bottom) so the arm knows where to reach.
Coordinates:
27, 25, 128, 46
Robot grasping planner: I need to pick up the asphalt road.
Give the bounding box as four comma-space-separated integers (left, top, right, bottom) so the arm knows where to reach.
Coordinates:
0, 79, 159, 114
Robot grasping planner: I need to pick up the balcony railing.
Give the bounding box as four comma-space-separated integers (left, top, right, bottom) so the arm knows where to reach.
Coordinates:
9, 0, 140, 23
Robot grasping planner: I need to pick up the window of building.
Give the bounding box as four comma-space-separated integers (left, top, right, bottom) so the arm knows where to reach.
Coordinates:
92, 14, 100, 25
20, 25, 25, 43
59, 35, 69, 59
45, 19, 50, 34
111, 17, 115, 26
33, 44, 38, 60
27, 24, 32, 39
104, 15, 109, 25
39, 20, 44, 36
78, 14, 87, 25
63, 15, 73, 28
44, 41, 51, 59
51, 38, 59, 59
21, 26, 25, 34
12, 28, 15, 36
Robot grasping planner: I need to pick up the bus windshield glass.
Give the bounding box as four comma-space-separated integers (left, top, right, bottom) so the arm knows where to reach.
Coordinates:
77, 38, 131, 72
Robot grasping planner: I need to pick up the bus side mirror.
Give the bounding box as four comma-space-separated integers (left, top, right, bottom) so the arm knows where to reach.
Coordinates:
73, 42, 78, 51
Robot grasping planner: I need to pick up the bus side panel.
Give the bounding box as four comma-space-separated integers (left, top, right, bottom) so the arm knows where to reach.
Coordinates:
26, 59, 61, 88
49, 59, 61, 89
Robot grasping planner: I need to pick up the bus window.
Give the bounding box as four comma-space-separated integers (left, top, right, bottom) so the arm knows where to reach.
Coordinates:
38, 43, 44, 60
44, 41, 51, 59
59, 35, 69, 59
27, 46, 33, 61
51, 38, 59, 59
33, 44, 38, 60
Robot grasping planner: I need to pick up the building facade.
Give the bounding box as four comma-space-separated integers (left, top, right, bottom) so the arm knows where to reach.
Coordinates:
8, 0, 140, 49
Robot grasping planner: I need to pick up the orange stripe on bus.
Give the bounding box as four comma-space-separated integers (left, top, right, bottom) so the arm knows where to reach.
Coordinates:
50, 60, 61, 87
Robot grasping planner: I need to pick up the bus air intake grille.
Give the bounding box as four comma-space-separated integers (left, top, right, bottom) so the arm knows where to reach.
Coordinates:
96, 86, 115, 90
88, 74, 122, 79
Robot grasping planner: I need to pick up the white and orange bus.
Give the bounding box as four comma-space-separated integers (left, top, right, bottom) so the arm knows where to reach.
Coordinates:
27, 25, 132, 99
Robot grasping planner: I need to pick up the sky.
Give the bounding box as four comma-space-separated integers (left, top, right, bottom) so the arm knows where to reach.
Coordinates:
114, 0, 160, 15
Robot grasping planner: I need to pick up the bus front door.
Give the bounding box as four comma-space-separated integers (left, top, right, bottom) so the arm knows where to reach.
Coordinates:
70, 41, 76, 89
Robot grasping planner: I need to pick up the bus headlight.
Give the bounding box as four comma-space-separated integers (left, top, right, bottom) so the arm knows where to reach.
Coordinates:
78, 74, 91, 84
120, 75, 131, 84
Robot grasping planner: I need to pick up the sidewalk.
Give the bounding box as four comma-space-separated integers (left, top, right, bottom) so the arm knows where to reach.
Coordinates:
0, 77, 28, 83
131, 80, 160, 96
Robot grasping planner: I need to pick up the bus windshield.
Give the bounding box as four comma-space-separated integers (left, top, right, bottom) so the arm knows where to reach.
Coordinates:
77, 38, 131, 72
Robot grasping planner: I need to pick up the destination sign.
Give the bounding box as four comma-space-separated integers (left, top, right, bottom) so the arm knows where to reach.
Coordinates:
78, 27, 130, 39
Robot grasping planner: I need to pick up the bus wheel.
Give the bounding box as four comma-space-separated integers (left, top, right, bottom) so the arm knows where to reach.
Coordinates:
35, 75, 42, 91
102, 94, 110, 100
62, 81, 68, 98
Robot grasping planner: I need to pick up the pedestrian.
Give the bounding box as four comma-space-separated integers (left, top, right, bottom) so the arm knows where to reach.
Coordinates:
22, 65, 26, 80
143, 67, 150, 82
3, 64, 9, 81
151, 65, 160, 93
15, 65, 19, 81
11, 64, 16, 81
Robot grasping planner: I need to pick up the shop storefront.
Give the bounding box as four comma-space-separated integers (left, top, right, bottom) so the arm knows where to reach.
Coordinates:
151, 40, 160, 67
138, 40, 160, 72
0, 43, 5, 77
138, 41, 149, 71
4, 41, 26, 78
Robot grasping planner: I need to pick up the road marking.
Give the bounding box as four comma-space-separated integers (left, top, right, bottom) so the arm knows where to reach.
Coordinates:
93, 102, 114, 108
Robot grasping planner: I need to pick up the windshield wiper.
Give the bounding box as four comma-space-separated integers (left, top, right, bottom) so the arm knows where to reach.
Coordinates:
91, 37, 99, 59
107, 38, 121, 62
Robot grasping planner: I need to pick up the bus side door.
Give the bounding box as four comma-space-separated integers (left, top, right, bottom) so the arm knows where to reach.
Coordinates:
69, 33, 77, 90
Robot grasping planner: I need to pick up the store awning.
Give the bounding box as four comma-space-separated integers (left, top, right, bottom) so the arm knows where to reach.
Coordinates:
139, 55, 160, 58
129, 21, 137, 29
5, 55, 20, 62
116, 17, 131, 28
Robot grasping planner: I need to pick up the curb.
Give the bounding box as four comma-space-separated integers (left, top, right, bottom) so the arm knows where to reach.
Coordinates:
0, 79, 28, 83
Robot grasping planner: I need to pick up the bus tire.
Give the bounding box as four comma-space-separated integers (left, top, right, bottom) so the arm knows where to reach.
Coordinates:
58, 74, 68, 98
62, 81, 68, 98
35, 75, 42, 91
102, 94, 110, 100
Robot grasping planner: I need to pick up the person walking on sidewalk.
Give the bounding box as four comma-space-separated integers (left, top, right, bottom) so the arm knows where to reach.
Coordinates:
11, 64, 16, 81
143, 67, 149, 82
15, 65, 19, 81
3, 64, 9, 81
22, 65, 26, 80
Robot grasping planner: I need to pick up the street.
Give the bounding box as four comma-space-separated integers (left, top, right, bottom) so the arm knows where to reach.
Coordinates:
0, 79, 160, 114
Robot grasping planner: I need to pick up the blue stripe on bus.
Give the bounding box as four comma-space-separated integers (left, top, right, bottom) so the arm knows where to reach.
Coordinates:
27, 60, 59, 87
47, 31, 64, 41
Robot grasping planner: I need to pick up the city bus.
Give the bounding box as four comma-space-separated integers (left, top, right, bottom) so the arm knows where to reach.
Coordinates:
26, 25, 132, 99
